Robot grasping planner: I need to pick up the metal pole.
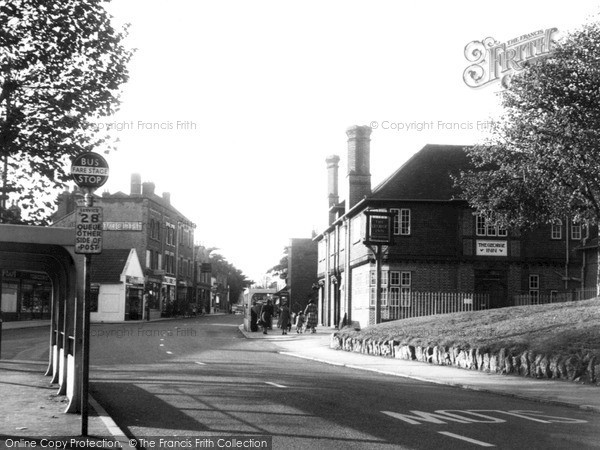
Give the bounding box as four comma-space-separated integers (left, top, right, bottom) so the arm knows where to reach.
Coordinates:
81, 193, 92, 436
375, 245, 382, 324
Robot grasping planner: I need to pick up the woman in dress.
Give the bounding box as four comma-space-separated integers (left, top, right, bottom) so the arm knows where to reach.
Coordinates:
303, 299, 318, 334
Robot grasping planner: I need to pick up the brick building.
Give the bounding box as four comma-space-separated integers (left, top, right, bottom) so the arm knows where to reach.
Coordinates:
315, 126, 587, 329
286, 238, 318, 314
52, 174, 196, 319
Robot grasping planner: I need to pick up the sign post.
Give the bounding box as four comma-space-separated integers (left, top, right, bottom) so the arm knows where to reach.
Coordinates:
364, 210, 395, 325
70, 152, 108, 437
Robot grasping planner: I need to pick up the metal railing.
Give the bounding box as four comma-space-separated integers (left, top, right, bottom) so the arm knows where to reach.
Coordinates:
382, 291, 490, 321
513, 288, 597, 306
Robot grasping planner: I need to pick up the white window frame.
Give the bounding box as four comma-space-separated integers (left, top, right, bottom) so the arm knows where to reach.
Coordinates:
476, 214, 507, 237
400, 209, 411, 235
571, 223, 582, 240
529, 274, 539, 304
551, 221, 562, 240
390, 271, 400, 286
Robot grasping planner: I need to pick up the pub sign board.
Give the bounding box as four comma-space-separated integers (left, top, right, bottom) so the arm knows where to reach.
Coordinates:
364, 210, 394, 246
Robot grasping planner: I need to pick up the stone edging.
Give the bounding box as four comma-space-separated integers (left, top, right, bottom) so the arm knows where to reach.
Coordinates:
330, 333, 600, 385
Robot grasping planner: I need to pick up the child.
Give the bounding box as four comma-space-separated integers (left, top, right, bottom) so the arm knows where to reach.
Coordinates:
295, 310, 305, 333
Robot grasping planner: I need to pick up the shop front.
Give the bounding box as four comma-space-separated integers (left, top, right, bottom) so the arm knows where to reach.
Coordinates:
0, 270, 52, 321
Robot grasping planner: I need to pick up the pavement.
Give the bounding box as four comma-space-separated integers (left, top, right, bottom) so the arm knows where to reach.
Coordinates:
1, 319, 599, 448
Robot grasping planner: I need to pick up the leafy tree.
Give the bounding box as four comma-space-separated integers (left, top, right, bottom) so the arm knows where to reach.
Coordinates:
0, 0, 133, 223
209, 251, 252, 306
457, 19, 600, 292
268, 247, 289, 281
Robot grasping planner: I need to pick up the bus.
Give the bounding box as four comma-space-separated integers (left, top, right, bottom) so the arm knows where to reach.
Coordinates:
242, 288, 276, 331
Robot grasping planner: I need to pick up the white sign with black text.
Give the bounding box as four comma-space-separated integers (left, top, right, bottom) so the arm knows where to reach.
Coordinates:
476, 240, 507, 257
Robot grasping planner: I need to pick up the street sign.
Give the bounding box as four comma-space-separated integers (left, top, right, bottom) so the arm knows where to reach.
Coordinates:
70, 152, 109, 189
75, 206, 103, 254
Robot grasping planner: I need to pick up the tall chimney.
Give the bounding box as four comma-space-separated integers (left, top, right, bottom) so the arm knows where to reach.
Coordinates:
326, 155, 340, 225
131, 173, 141, 196
142, 181, 155, 196
346, 125, 372, 209
162, 192, 171, 205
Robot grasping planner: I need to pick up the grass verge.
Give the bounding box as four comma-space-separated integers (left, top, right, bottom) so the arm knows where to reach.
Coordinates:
336, 298, 600, 358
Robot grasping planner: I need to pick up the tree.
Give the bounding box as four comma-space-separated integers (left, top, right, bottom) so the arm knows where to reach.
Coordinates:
268, 247, 289, 281
457, 19, 600, 292
0, 0, 133, 223
209, 251, 251, 306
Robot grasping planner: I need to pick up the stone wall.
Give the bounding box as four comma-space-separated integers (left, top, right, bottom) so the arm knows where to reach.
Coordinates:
330, 333, 600, 385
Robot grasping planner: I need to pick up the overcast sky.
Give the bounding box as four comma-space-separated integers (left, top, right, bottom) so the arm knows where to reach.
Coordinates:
93, 0, 600, 283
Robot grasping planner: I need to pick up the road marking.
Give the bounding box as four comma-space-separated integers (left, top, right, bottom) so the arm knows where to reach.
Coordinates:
265, 382, 287, 388
166, 351, 173, 355
438, 432, 495, 447
159, 344, 164, 347
195, 362, 206, 365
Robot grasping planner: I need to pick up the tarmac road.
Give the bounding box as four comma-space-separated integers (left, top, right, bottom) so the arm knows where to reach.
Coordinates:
79, 314, 600, 449
2, 316, 599, 449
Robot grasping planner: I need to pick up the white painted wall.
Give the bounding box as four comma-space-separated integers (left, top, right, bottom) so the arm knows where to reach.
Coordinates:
91, 283, 125, 322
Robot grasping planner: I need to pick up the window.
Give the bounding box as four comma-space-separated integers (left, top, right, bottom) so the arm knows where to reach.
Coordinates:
149, 219, 160, 240
529, 274, 539, 304
571, 223, 582, 240
401, 271, 411, 307
369, 270, 376, 286
146, 250, 151, 268
381, 270, 388, 286
381, 287, 388, 307
390, 286, 400, 306
391, 208, 411, 235
390, 271, 400, 286
551, 221, 562, 240
165, 252, 175, 275
339, 226, 346, 253
476, 214, 507, 237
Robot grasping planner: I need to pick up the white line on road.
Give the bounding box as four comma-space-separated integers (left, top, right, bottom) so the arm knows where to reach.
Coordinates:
159, 344, 164, 347
195, 362, 206, 365
166, 351, 173, 355
438, 432, 495, 447
265, 382, 287, 388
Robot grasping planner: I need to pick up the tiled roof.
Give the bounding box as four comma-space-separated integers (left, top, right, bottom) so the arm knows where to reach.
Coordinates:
370, 144, 472, 201
90, 249, 131, 283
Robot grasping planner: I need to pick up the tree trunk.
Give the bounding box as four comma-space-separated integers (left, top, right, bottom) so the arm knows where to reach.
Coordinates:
597, 226, 600, 297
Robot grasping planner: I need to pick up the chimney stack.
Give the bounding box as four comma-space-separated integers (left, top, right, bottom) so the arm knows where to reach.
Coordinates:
346, 125, 372, 209
162, 192, 171, 204
131, 173, 141, 196
326, 155, 340, 225
142, 181, 155, 196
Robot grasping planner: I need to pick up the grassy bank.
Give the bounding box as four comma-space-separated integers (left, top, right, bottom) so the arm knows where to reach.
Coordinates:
336, 298, 600, 358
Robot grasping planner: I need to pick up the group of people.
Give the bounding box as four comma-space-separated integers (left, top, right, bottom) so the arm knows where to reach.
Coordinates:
250, 298, 318, 335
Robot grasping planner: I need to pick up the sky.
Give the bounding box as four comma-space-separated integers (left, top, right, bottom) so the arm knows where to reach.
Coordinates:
89, 0, 600, 283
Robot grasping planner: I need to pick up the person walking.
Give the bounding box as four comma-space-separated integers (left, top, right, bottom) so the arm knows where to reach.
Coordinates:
303, 299, 318, 334
260, 299, 274, 334
279, 302, 291, 335
250, 301, 260, 332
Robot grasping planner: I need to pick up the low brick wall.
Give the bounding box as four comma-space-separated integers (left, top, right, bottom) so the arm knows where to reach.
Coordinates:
330, 333, 600, 385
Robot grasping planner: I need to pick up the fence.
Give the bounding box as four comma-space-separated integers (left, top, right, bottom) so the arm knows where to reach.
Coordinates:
512, 288, 597, 307
382, 291, 489, 321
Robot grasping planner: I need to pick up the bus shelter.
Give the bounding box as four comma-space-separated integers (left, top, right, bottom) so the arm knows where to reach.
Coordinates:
0, 224, 84, 413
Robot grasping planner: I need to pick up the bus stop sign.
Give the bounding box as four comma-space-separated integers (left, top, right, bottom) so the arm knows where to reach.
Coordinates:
70, 152, 109, 190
